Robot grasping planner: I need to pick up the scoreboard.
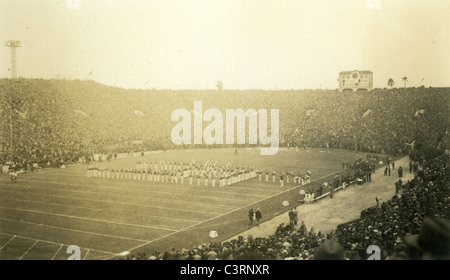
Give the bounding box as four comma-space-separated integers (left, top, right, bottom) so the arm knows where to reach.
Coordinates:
339, 70, 373, 92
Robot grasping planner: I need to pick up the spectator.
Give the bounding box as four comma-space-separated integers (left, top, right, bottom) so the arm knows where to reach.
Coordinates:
313, 239, 345, 260
288, 209, 294, 226
248, 208, 254, 226
255, 208, 262, 226
206, 249, 218, 260
388, 217, 450, 260
293, 207, 298, 225
395, 179, 402, 195
398, 166, 403, 178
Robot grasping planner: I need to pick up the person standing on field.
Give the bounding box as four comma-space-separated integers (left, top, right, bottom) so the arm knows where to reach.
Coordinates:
288, 209, 294, 226
293, 207, 298, 225
398, 166, 403, 178
248, 208, 254, 226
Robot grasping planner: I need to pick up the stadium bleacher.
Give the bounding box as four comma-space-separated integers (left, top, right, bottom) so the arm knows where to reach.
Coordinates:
1, 79, 448, 167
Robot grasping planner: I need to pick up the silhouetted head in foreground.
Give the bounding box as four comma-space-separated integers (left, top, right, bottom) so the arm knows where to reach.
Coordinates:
404, 217, 450, 260
313, 239, 345, 260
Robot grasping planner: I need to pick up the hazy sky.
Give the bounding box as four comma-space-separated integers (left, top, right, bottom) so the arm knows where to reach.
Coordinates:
1, 0, 449, 90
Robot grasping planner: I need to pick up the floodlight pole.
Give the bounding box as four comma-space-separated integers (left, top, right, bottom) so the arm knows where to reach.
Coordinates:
5, 40, 21, 78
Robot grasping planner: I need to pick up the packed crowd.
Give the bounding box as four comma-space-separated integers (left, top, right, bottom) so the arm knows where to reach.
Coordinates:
1, 79, 448, 260
1, 79, 449, 169
334, 154, 449, 259
127, 223, 331, 260
0, 79, 88, 170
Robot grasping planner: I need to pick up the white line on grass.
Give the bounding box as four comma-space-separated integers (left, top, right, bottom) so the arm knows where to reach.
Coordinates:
0, 206, 178, 232
83, 249, 90, 260
17, 177, 271, 201
18, 240, 38, 260
0, 235, 16, 250
0, 217, 152, 243
0, 189, 224, 215
108, 168, 346, 259
0, 197, 202, 224
51, 244, 63, 260
0, 182, 238, 211
0, 232, 116, 257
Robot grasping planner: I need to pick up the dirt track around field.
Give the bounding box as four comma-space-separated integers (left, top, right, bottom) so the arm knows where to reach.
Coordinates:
225, 156, 414, 240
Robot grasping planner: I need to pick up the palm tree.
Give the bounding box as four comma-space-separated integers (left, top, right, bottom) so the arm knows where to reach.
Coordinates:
387, 78, 395, 88
402, 77, 408, 88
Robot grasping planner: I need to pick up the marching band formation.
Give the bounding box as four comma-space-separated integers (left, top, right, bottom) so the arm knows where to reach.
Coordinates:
86, 159, 312, 187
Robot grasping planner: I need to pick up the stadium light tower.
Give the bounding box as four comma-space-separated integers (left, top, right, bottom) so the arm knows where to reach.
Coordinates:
4, 99, 25, 160
5, 40, 21, 78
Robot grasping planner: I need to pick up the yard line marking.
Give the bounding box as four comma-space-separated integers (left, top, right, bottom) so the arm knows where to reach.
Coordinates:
1, 181, 242, 207
0, 217, 153, 243
51, 244, 63, 260
0, 189, 224, 215
177, 217, 249, 232
0, 232, 116, 256
111, 168, 347, 258
16, 177, 270, 201
0, 235, 16, 250
0, 206, 177, 232
17, 171, 278, 194
0, 183, 239, 211
0, 197, 203, 223
18, 240, 38, 260
1, 151, 357, 260
1, 172, 279, 199
83, 249, 90, 260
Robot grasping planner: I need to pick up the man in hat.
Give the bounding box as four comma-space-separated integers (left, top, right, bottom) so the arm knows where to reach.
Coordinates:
288, 209, 294, 226
398, 166, 403, 178
255, 208, 262, 226
293, 207, 299, 225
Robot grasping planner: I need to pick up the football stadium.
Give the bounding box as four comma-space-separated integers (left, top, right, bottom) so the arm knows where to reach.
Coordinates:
0, 1, 449, 262
1, 79, 448, 260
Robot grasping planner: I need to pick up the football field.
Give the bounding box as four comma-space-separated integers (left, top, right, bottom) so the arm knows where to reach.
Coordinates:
0, 147, 370, 260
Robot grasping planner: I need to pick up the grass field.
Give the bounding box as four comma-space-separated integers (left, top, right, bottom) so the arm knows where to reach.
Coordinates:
0, 147, 371, 260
